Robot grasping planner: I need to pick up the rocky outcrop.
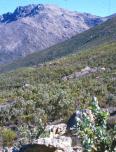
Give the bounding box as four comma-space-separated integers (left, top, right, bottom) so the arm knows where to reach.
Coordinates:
0, 122, 82, 152
37, 136, 73, 152
62, 66, 105, 80
36, 123, 80, 151
1, 102, 115, 152
0, 136, 81, 152
18, 136, 82, 152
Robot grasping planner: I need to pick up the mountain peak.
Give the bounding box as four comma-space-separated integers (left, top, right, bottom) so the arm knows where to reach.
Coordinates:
0, 4, 46, 23
14, 4, 45, 16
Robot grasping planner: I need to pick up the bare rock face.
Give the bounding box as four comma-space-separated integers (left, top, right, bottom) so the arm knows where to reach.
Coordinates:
0, 4, 105, 64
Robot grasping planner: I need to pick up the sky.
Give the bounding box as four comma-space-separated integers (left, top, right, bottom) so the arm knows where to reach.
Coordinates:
0, 0, 116, 17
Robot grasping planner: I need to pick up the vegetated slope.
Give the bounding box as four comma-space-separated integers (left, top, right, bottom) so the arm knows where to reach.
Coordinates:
0, 42, 115, 151
0, 16, 116, 73
0, 42, 115, 109
0, 4, 105, 64
0, 42, 115, 152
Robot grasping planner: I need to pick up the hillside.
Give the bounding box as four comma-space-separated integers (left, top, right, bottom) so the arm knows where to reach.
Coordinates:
0, 42, 115, 107
0, 16, 116, 73
0, 4, 106, 64
0, 41, 115, 151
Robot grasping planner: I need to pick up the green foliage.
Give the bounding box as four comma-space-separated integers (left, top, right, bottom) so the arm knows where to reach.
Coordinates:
0, 41, 115, 150
1, 128, 16, 146
73, 97, 115, 152
13, 119, 45, 150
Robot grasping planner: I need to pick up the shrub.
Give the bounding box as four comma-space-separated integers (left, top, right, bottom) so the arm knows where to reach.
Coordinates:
73, 97, 115, 152
1, 128, 16, 146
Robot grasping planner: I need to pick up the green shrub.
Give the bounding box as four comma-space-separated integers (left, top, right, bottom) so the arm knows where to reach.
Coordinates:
1, 128, 16, 146
73, 97, 115, 152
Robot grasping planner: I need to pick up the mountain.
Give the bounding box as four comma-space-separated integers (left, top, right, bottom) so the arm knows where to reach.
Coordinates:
107, 13, 116, 19
0, 4, 106, 64
0, 15, 115, 73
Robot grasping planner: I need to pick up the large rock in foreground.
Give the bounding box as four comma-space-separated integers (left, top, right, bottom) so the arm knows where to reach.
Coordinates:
37, 136, 73, 152
19, 144, 56, 152
18, 136, 82, 152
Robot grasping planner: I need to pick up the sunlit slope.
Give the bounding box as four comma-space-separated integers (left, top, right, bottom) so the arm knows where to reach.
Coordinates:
0, 16, 116, 73
0, 42, 115, 108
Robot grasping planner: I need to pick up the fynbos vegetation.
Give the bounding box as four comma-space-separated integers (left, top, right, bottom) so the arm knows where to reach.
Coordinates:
0, 40, 115, 151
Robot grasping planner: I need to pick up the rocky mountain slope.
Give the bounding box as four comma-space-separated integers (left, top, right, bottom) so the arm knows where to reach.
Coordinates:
0, 15, 115, 73
0, 4, 106, 64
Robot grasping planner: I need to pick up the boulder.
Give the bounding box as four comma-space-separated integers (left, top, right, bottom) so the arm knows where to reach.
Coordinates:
37, 136, 73, 152
19, 144, 57, 152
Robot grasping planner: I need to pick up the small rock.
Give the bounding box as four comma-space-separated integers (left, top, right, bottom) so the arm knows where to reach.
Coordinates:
45, 123, 67, 137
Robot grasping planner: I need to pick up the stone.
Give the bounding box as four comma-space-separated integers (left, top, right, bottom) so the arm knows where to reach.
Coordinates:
62, 66, 105, 80
45, 123, 67, 137
37, 136, 72, 149
17, 136, 74, 152
19, 144, 57, 152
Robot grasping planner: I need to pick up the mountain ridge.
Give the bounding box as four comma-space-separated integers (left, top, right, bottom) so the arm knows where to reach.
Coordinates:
0, 4, 104, 23
0, 4, 107, 64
